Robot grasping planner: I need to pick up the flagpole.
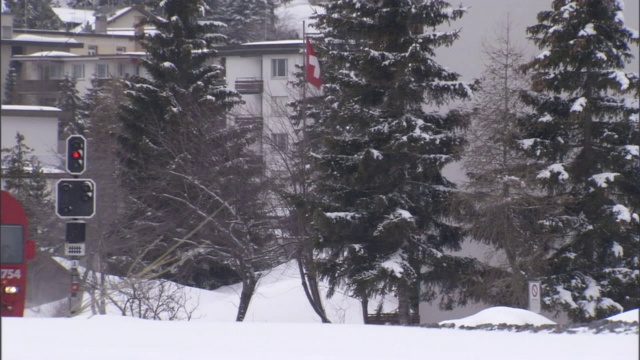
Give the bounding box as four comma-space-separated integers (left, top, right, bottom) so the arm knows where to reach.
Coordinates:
302, 20, 308, 197
303, 20, 307, 105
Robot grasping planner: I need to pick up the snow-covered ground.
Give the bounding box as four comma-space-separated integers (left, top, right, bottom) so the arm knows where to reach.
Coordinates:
3, 260, 638, 360
3, 313, 637, 360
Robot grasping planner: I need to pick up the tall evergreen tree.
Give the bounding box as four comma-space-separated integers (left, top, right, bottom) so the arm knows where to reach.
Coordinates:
1, 133, 61, 252
4, 0, 62, 30
454, 19, 557, 309
307, 0, 475, 324
56, 75, 86, 139
118, 0, 277, 321
520, 0, 639, 321
3, 61, 19, 105
205, 0, 293, 43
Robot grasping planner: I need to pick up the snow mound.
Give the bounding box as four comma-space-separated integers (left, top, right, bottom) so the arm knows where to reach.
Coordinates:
439, 307, 556, 327
606, 309, 639, 322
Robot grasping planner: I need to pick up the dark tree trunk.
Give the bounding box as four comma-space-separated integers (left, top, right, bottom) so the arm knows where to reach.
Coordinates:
297, 256, 331, 323
397, 281, 410, 325
236, 271, 258, 322
360, 296, 369, 324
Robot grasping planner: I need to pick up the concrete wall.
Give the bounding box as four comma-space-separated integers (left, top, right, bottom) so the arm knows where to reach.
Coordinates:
1, 13, 13, 102
1, 105, 62, 169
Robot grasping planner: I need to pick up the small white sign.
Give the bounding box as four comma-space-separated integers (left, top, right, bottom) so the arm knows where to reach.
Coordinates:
529, 281, 541, 314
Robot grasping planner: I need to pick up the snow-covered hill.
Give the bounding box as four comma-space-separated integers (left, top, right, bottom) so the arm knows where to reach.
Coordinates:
26, 260, 396, 323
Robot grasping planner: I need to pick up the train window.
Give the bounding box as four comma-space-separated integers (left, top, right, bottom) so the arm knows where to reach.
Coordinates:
1, 225, 24, 264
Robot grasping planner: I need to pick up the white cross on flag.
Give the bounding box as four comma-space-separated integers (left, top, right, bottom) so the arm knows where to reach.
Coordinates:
306, 37, 322, 89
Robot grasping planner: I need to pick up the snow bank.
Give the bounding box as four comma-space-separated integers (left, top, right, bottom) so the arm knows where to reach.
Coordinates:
607, 308, 639, 322
439, 306, 556, 327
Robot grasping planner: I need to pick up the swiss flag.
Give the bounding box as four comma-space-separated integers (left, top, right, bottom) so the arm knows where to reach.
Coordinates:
306, 37, 322, 89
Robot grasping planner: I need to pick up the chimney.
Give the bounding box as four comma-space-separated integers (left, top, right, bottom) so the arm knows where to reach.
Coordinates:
95, 15, 107, 34
1, 13, 13, 39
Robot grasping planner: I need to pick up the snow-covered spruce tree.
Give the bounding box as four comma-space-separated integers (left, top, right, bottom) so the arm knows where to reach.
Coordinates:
308, 0, 475, 324
56, 75, 86, 139
3, 61, 19, 105
118, 0, 277, 321
452, 19, 559, 309
204, 0, 290, 43
4, 0, 62, 30
520, 0, 639, 321
1, 133, 61, 252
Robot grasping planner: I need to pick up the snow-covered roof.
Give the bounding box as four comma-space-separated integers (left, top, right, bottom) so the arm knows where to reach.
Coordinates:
103, 28, 158, 36
67, 6, 133, 32
12, 34, 80, 44
2, 105, 62, 112
51, 7, 95, 25
244, 40, 304, 46
25, 50, 79, 57
65, 5, 158, 33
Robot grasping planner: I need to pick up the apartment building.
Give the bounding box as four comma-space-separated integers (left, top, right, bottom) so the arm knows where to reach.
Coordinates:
3, 7, 309, 177
12, 50, 147, 106
1, 6, 157, 105
218, 40, 305, 174
1, 13, 84, 103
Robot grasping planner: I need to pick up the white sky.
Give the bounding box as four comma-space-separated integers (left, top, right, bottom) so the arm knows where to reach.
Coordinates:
435, 0, 639, 81
280, 0, 639, 81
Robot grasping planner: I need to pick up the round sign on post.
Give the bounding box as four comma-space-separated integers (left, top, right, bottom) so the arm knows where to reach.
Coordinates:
528, 281, 541, 314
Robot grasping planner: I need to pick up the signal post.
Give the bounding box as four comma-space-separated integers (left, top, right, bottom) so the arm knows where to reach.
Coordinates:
55, 135, 96, 315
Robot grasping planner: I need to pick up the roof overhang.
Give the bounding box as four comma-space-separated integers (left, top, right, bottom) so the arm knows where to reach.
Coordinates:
1, 105, 68, 118
217, 40, 303, 57
1, 38, 84, 48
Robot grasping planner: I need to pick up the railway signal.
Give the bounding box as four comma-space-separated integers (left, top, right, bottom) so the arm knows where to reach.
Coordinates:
64, 221, 86, 256
66, 135, 86, 175
55, 179, 96, 219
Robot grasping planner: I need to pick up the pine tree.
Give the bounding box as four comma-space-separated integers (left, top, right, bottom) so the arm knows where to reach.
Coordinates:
4, 0, 62, 30
453, 19, 558, 309
117, 0, 277, 321
205, 0, 291, 43
1, 133, 61, 252
307, 0, 475, 324
3, 61, 19, 105
56, 75, 86, 139
520, 0, 639, 321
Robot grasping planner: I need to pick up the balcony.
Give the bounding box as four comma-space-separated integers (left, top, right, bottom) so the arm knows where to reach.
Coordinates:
15, 79, 63, 94
235, 77, 263, 94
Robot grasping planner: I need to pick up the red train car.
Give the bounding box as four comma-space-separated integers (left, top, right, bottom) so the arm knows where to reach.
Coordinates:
1, 190, 36, 317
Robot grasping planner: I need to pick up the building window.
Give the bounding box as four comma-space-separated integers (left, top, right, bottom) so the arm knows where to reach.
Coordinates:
1, 25, 12, 39
116, 46, 126, 53
271, 133, 288, 152
11, 46, 24, 55
271, 58, 288, 78
117, 63, 127, 77
95, 64, 109, 78
49, 62, 65, 79
88, 45, 98, 56
72, 64, 85, 79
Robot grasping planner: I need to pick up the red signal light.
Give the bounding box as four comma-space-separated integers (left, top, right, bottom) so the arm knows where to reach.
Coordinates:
72, 151, 83, 159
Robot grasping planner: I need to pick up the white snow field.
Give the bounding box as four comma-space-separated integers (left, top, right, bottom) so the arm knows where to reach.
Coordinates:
3, 261, 639, 360
3, 314, 637, 360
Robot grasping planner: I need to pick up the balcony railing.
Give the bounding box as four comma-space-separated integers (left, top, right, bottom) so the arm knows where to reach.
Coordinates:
235, 77, 263, 94
15, 79, 63, 94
